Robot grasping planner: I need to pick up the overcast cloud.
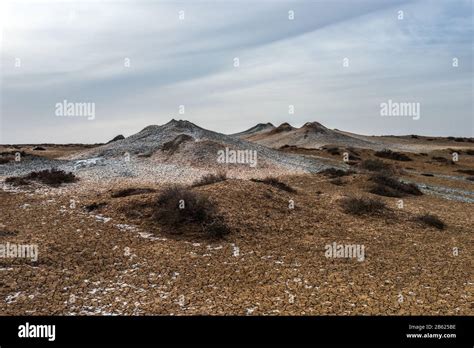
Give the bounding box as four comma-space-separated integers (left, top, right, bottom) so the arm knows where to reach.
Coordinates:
0, 0, 472, 143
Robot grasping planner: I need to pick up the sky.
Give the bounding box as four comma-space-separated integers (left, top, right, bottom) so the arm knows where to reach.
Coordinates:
0, 0, 472, 144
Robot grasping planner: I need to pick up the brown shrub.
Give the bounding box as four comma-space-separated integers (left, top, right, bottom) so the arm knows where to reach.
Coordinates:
320, 168, 353, 178
5, 177, 30, 186
359, 159, 393, 172
369, 174, 422, 197
432, 156, 454, 164
25, 169, 78, 187
84, 202, 107, 212
6, 169, 77, 187
330, 178, 345, 186
324, 147, 341, 155
112, 187, 156, 198
341, 197, 387, 216
251, 177, 296, 193
414, 214, 445, 230
374, 149, 412, 161
456, 169, 474, 175
154, 186, 229, 238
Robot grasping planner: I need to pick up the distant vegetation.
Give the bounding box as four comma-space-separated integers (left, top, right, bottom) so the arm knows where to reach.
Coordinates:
111, 187, 156, 198
320, 168, 353, 178
374, 149, 412, 162
251, 177, 296, 193
6, 169, 78, 187
359, 159, 393, 173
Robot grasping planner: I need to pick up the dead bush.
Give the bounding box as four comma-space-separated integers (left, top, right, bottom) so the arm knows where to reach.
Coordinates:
320, 168, 353, 178
369, 174, 422, 197
84, 202, 107, 212
330, 178, 345, 186
414, 214, 445, 230
6, 169, 77, 187
250, 177, 296, 193
359, 159, 393, 173
111, 187, 156, 198
374, 149, 412, 161
154, 186, 230, 238
456, 169, 474, 175
25, 169, 78, 187
5, 177, 30, 186
324, 147, 341, 155
341, 197, 387, 216
432, 156, 455, 164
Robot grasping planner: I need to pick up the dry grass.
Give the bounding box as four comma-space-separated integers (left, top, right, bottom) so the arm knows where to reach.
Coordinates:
359, 159, 393, 173
6, 169, 77, 187
369, 174, 423, 198
154, 186, 230, 238
414, 214, 446, 230
320, 168, 353, 178
374, 149, 412, 161
111, 187, 156, 198
250, 177, 296, 193
340, 197, 387, 216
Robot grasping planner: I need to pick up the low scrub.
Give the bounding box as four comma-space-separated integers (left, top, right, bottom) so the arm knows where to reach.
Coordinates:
432, 156, 455, 165
5, 169, 77, 187
112, 187, 156, 198
465, 149, 474, 156
324, 147, 340, 155
320, 168, 353, 178
26, 169, 77, 187
154, 186, 230, 238
369, 174, 422, 197
330, 178, 345, 186
251, 177, 296, 193
5, 177, 30, 186
341, 197, 387, 216
374, 149, 412, 162
414, 214, 445, 230
84, 202, 107, 212
192, 172, 227, 188
359, 159, 393, 173
456, 169, 474, 175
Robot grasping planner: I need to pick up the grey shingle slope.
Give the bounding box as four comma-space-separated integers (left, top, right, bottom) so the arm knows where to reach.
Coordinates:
72, 119, 336, 173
